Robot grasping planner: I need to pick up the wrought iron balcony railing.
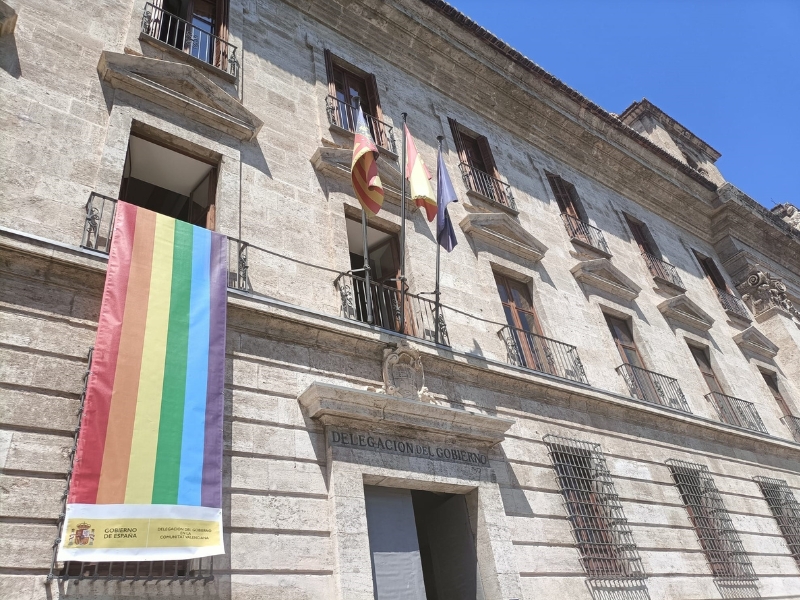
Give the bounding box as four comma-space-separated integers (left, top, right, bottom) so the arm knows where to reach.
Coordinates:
334, 272, 449, 346
561, 213, 610, 255
499, 325, 588, 384
715, 288, 751, 321
81, 192, 118, 253
706, 392, 768, 434
325, 95, 397, 154
458, 162, 516, 210
780, 415, 800, 443
616, 364, 691, 413
141, 2, 239, 79
641, 251, 685, 289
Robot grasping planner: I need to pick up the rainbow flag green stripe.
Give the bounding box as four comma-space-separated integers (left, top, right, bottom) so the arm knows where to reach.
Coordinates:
68, 202, 226, 508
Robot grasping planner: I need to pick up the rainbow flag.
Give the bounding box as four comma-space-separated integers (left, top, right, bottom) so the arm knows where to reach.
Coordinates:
58, 201, 227, 561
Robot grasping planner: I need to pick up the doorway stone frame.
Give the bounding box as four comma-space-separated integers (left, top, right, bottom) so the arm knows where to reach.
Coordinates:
298, 382, 522, 600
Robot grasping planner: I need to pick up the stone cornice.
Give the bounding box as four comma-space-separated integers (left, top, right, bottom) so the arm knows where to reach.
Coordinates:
5, 228, 799, 462
619, 99, 721, 162
298, 382, 514, 445
288, 0, 800, 278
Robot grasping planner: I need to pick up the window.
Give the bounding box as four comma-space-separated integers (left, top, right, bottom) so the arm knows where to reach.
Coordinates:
343, 216, 402, 331
694, 251, 729, 292
120, 134, 217, 229
624, 214, 658, 257
544, 435, 645, 581
753, 476, 800, 568
607, 315, 690, 412
666, 460, 756, 581
689, 345, 724, 395
761, 371, 791, 416
323, 52, 391, 150
448, 118, 511, 207
624, 214, 684, 288
495, 273, 546, 371
147, 0, 232, 72
605, 315, 644, 369
546, 173, 584, 220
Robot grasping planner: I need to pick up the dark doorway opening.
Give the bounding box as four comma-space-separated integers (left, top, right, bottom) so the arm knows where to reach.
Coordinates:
364, 485, 484, 600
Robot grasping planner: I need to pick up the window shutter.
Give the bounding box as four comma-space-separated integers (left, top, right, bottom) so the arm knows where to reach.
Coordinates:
476, 135, 500, 180
215, 0, 228, 41
447, 118, 467, 164
366, 73, 382, 121
323, 49, 336, 98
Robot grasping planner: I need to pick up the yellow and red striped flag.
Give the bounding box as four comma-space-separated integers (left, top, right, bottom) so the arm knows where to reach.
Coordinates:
351, 105, 384, 216
404, 124, 436, 222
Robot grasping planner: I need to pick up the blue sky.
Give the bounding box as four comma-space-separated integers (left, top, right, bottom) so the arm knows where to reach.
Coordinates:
447, 0, 799, 209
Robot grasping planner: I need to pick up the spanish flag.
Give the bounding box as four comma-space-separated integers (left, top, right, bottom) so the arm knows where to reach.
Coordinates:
404, 124, 436, 222
351, 105, 384, 216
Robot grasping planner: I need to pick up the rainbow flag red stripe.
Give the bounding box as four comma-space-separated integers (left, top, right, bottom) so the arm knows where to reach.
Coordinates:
59, 202, 226, 561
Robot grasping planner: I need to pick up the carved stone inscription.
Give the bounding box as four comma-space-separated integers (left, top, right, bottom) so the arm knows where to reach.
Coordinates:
330, 430, 489, 466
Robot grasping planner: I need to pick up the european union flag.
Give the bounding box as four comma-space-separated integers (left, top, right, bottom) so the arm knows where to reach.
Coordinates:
436, 148, 458, 252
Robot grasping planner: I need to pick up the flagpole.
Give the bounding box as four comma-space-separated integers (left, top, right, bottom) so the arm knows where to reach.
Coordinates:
399, 113, 407, 334
434, 135, 444, 345
362, 208, 373, 324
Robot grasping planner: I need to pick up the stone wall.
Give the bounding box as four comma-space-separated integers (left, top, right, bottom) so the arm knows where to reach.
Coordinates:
2, 0, 800, 598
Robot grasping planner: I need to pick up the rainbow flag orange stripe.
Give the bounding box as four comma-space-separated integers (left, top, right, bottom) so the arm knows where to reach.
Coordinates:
69, 202, 226, 508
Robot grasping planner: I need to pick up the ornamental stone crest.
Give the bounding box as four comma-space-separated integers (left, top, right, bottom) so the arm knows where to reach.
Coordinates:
382, 341, 429, 401
737, 270, 800, 320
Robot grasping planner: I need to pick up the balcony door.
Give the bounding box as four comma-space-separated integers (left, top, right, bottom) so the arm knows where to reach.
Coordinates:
624, 215, 658, 257
689, 346, 723, 395
345, 217, 415, 335
761, 371, 791, 417
324, 54, 385, 147
495, 274, 549, 372
546, 173, 582, 221
605, 315, 658, 403
157, 0, 228, 67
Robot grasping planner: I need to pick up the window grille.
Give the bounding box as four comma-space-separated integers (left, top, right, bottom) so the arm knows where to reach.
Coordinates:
47, 347, 216, 585
543, 435, 646, 581
59, 557, 214, 583
753, 476, 800, 568
666, 459, 756, 581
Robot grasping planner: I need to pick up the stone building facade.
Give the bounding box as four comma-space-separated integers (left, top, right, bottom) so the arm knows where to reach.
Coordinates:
2, 0, 800, 599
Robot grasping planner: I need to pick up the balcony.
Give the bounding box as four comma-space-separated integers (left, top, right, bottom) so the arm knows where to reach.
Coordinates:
81, 193, 118, 254
140, 3, 239, 80
641, 252, 685, 290
334, 272, 448, 345
616, 364, 691, 413
458, 162, 516, 211
780, 415, 800, 443
499, 326, 588, 384
715, 287, 751, 321
706, 392, 768, 434
325, 95, 397, 155
561, 213, 610, 256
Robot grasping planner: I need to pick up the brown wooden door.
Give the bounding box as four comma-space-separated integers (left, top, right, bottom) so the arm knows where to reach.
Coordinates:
605, 315, 660, 402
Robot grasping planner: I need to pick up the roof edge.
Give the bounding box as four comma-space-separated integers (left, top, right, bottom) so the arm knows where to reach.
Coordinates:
416, 0, 717, 191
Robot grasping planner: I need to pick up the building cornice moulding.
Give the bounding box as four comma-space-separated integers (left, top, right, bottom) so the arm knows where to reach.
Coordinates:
570, 258, 641, 301
284, 0, 720, 243
298, 382, 514, 445
97, 51, 262, 141
657, 294, 714, 332
733, 327, 779, 360
4, 227, 798, 461
459, 212, 547, 263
